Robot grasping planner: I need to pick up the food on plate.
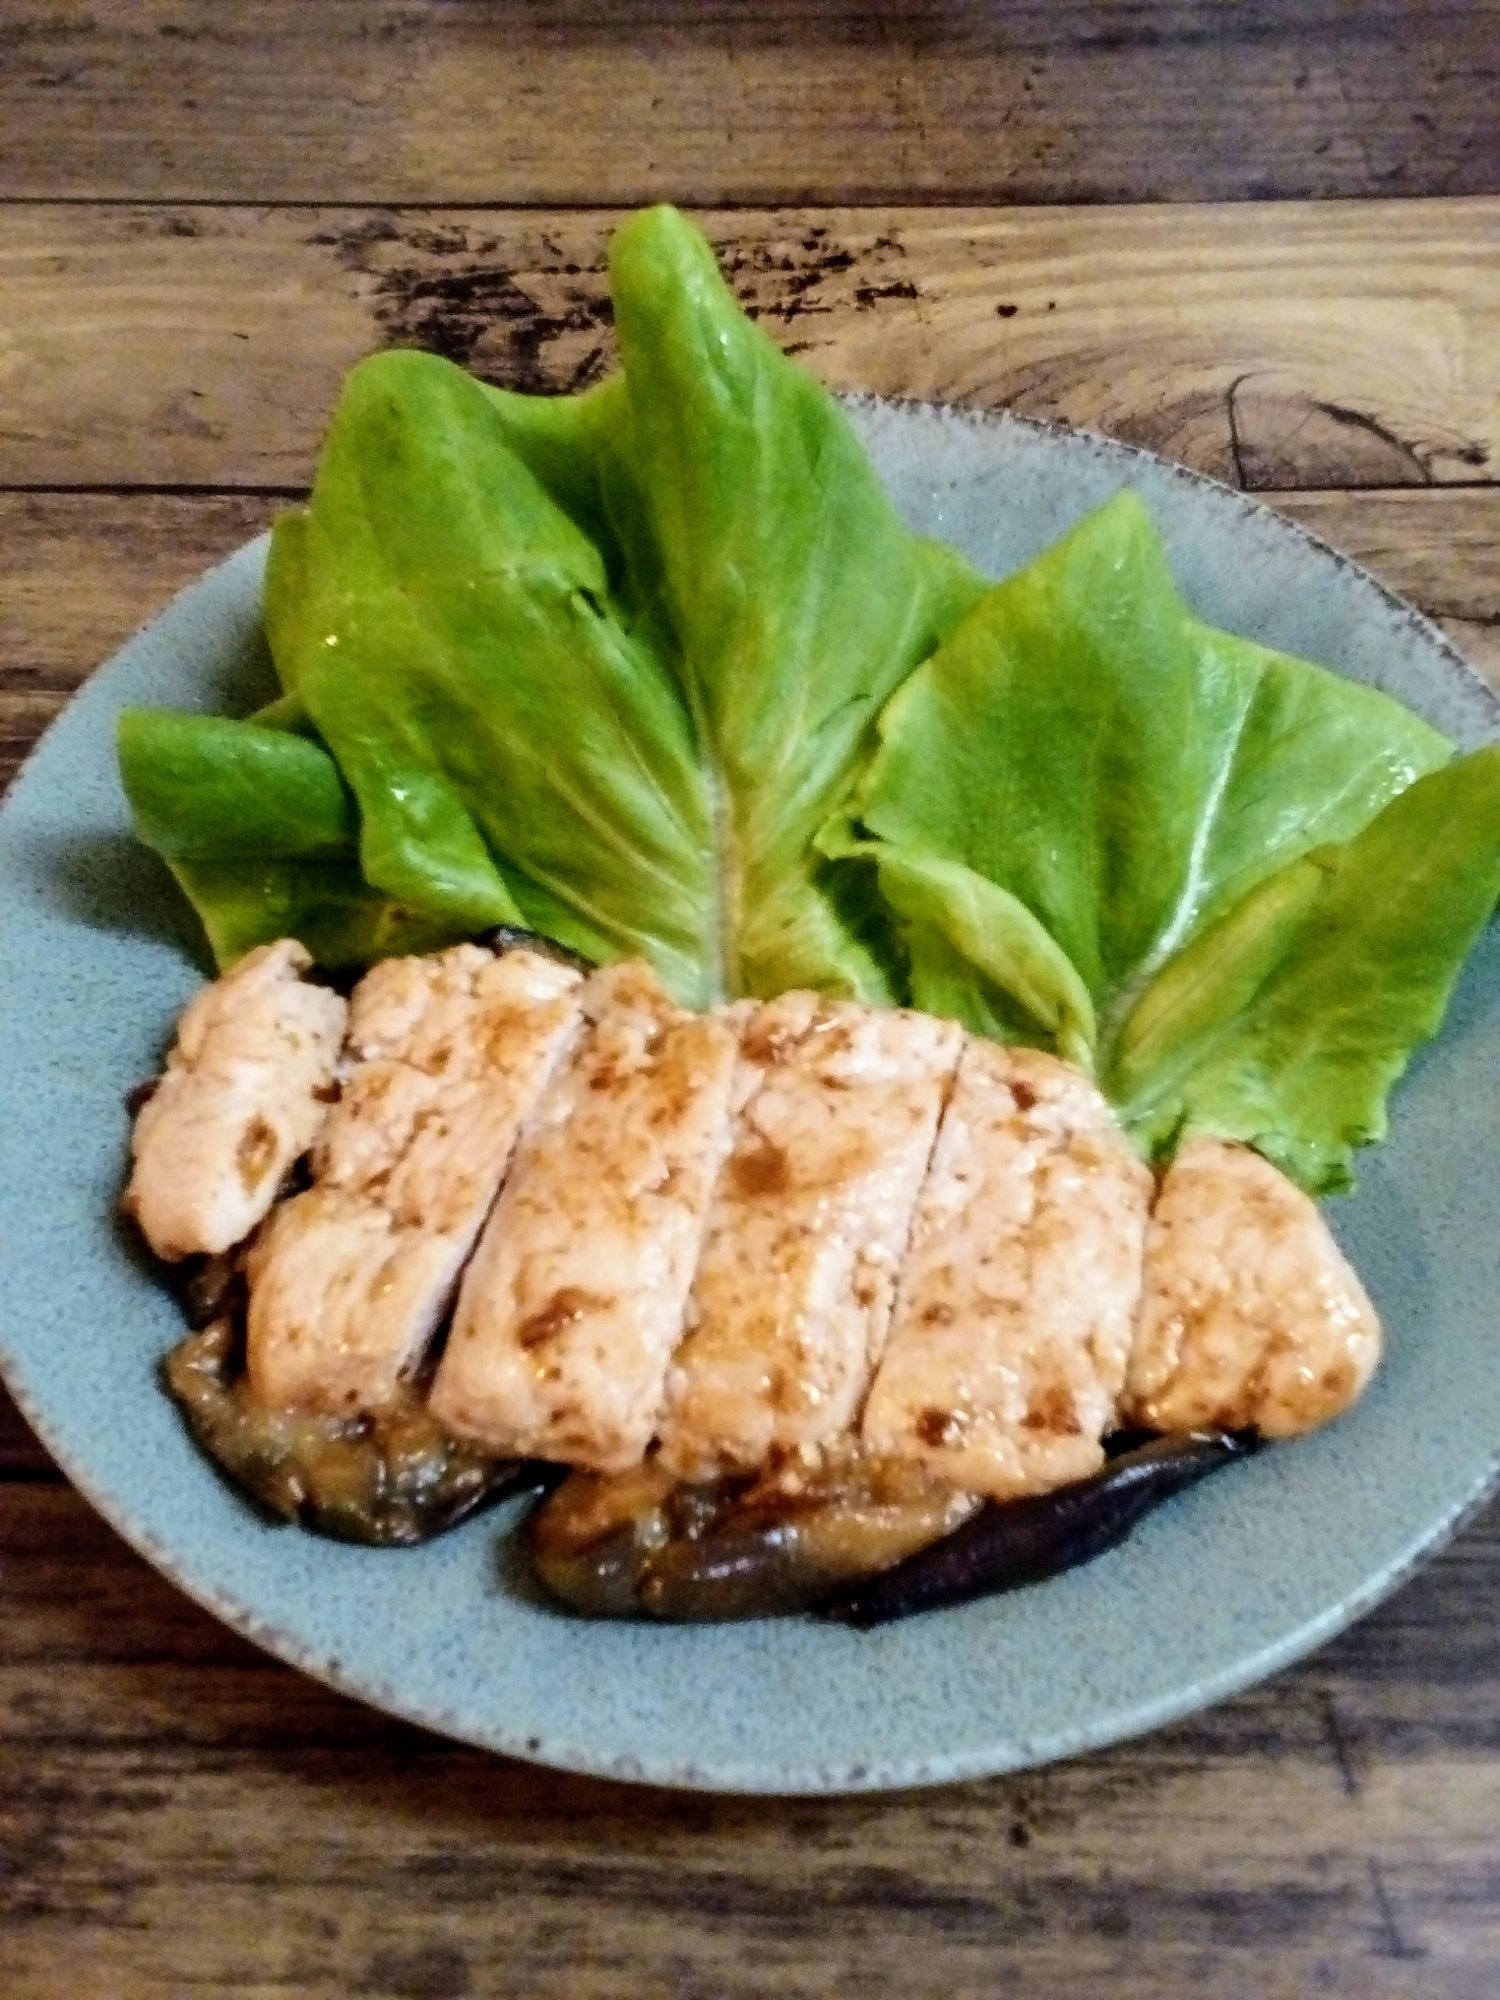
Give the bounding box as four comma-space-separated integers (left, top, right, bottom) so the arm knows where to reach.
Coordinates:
117, 223, 1500, 1202
822, 493, 1500, 1192
429, 959, 742, 1470
526, 1447, 982, 1621
245, 942, 585, 1413
653, 994, 962, 1481
860, 1040, 1151, 1499
124, 938, 346, 1261
1121, 1137, 1381, 1438
168, 1318, 534, 1547
823, 1432, 1256, 1629
112, 203, 1500, 1621
138, 940, 1374, 1609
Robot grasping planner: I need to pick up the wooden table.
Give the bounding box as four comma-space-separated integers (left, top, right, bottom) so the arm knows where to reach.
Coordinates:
3, 8, 1498, 1995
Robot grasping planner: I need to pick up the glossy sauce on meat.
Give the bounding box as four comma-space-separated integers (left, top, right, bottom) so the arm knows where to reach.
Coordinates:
429, 962, 743, 1470
654, 994, 963, 1480
1122, 1136, 1381, 1437
246, 945, 584, 1414
124, 939, 346, 1261
863, 1043, 1153, 1499
131, 941, 1385, 1589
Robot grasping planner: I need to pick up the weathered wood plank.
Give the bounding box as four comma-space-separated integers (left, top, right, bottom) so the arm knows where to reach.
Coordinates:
1272, 489, 1500, 687
0, 492, 279, 790
0, 492, 277, 687
2, 201, 1494, 493
0, 1481, 1495, 1998
1, 0, 1497, 208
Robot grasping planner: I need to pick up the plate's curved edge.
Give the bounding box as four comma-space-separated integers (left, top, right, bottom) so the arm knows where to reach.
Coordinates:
2, 405, 1498, 1796
8, 1321, 1497, 1796
842, 392, 1500, 732
0, 528, 274, 838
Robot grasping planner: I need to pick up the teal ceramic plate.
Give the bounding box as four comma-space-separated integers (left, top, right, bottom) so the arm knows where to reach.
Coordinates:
2, 403, 1497, 1794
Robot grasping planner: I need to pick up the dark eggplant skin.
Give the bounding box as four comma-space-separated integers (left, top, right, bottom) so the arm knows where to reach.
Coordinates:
822, 1432, 1257, 1629
177, 1249, 245, 1331
473, 924, 596, 974
164, 1318, 541, 1547
525, 1453, 980, 1621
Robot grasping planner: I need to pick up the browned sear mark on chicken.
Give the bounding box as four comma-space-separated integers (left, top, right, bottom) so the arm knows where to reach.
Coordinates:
916, 1407, 966, 1448
237, 1116, 279, 1191
1022, 1382, 1082, 1434
728, 1134, 791, 1198
739, 1017, 802, 1068
517, 1287, 608, 1352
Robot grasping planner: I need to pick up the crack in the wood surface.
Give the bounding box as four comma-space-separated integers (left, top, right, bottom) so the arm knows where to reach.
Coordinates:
1308, 400, 1435, 484
1225, 370, 1253, 488
1317, 1689, 1361, 1798
1229, 383, 1450, 490
1366, 1859, 1426, 1962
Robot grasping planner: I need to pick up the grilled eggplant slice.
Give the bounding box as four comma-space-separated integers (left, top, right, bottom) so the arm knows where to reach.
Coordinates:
165, 1318, 536, 1546
823, 1431, 1256, 1627
525, 1449, 980, 1620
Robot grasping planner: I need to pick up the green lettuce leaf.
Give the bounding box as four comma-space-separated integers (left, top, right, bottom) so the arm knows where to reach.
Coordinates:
125, 207, 982, 1003
843, 491, 1449, 1014
605, 204, 985, 998
832, 488, 1491, 1188
117, 204, 1496, 1193
262, 350, 723, 1002
1110, 747, 1500, 1188
117, 710, 473, 968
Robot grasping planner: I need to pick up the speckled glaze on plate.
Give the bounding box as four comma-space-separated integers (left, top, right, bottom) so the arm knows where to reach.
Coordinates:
2, 404, 1497, 1795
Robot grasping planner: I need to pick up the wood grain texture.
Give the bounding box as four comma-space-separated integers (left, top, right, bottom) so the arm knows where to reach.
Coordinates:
2, 200, 1496, 492
1, 0, 1497, 208
1272, 489, 1500, 686
0, 1479, 1497, 1999
0, 491, 280, 793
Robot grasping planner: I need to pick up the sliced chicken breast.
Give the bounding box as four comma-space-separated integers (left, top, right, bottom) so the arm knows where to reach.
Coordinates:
655, 995, 963, 1481
245, 944, 584, 1415
862, 1043, 1153, 1500
1122, 1136, 1382, 1438
124, 939, 346, 1262
429, 962, 743, 1471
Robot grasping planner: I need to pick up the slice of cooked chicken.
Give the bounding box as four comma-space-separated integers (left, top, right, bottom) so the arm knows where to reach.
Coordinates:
428, 962, 743, 1471
1121, 1136, 1382, 1438
124, 939, 346, 1262
654, 995, 964, 1481
245, 944, 584, 1415
862, 1042, 1153, 1500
